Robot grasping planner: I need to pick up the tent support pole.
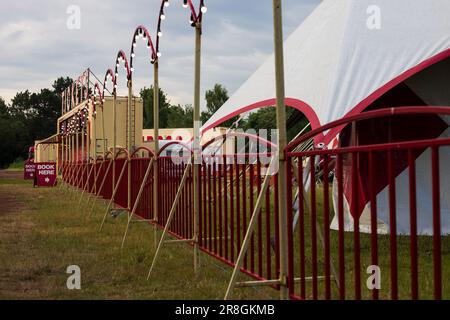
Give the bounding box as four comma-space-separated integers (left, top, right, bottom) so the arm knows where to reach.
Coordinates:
192, 21, 202, 276
153, 61, 160, 250
273, 0, 289, 300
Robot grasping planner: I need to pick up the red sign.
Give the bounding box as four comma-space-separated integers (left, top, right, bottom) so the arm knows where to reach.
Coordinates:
24, 161, 36, 180
34, 162, 57, 187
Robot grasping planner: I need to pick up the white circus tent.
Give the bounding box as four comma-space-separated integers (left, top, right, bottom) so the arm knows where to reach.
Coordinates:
201, 0, 450, 235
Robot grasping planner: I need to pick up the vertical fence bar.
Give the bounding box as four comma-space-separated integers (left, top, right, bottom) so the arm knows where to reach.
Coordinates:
219, 160, 223, 258
274, 172, 280, 287
265, 170, 272, 280
431, 146, 442, 300
369, 151, 379, 300
388, 150, 398, 300
352, 151, 361, 300
407, 148, 418, 300
224, 155, 228, 260
213, 158, 218, 254
249, 162, 255, 274
242, 160, 248, 269
286, 157, 294, 297
298, 156, 306, 299
322, 154, 331, 300
230, 159, 235, 262
310, 155, 318, 300
257, 160, 263, 277
336, 154, 346, 300
236, 157, 241, 254
208, 161, 212, 251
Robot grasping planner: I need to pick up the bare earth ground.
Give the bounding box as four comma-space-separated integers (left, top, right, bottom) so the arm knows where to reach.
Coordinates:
0, 175, 46, 298
0, 171, 276, 300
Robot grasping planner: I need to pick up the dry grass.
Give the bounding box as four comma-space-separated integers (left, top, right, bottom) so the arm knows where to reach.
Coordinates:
0, 175, 278, 300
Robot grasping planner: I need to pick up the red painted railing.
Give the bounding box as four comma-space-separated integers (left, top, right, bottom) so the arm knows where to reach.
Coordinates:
285, 106, 450, 300
61, 106, 450, 300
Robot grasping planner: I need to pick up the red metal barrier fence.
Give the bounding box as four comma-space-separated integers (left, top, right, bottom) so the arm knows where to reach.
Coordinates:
61, 106, 450, 300
286, 106, 450, 300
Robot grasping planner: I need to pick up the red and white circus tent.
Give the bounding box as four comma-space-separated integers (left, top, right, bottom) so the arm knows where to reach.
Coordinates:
201, 0, 450, 235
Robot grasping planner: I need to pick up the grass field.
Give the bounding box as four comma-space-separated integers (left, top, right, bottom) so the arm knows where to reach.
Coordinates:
1, 170, 448, 300
0, 171, 277, 300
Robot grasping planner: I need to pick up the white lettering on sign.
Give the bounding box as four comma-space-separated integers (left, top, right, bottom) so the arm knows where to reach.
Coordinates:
37, 164, 55, 170
38, 170, 55, 175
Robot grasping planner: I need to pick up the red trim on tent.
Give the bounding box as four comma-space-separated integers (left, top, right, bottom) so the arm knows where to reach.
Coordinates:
322, 48, 450, 145
201, 98, 323, 140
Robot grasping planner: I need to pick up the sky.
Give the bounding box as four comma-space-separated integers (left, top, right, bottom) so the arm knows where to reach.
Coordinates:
0, 0, 321, 109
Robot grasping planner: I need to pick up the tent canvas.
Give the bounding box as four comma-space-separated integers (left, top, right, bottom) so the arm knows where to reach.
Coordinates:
202, 0, 450, 235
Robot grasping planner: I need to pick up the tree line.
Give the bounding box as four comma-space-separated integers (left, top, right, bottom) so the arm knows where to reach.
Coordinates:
0, 80, 307, 168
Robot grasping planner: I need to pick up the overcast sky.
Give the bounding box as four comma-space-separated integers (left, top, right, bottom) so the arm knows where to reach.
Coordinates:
0, 0, 320, 109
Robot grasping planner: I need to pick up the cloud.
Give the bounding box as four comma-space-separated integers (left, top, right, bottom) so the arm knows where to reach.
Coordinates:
0, 0, 321, 110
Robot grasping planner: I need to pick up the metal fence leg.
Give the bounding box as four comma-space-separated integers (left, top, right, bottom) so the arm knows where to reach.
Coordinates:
121, 158, 154, 248
224, 160, 274, 300
88, 160, 113, 217
100, 160, 128, 231
147, 164, 192, 280
78, 163, 95, 206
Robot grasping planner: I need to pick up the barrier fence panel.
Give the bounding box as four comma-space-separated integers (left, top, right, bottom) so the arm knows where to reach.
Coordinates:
130, 157, 154, 221
157, 156, 193, 239
60, 107, 449, 300
285, 106, 450, 300
199, 153, 280, 282
99, 160, 113, 200
114, 158, 129, 209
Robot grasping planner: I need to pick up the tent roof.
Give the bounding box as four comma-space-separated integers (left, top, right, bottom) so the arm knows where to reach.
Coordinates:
201, 0, 450, 144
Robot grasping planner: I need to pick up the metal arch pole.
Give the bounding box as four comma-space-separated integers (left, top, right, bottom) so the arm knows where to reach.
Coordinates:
192, 22, 202, 275
273, 0, 289, 300
101, 103, 106, 157
153, 61, 160, 249
147, 163, 192, 281
121, 158, 155, 248
224, 158, 275, 300
112, 92, 117, 201
127, 80, 133, 214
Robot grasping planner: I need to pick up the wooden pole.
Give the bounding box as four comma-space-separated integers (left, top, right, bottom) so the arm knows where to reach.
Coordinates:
127, 80, 133, 213
192, 22, 202, 275
112, 93, 117, 198
273, 0, 289, 300
153, 61, 160, 248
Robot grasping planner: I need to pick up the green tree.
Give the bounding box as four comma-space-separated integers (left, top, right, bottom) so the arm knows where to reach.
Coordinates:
0, 97, 7, 115
0, 97, 29, 168
242, 106, 309, 141
2, 76, 71, 166
167, 104, 193, 128
140, 86, 171, 129
201, 84, 239, 127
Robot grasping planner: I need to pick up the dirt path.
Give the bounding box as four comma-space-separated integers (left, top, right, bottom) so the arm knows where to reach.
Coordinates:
0, 170, 22, 180
0, 178, 45, 299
